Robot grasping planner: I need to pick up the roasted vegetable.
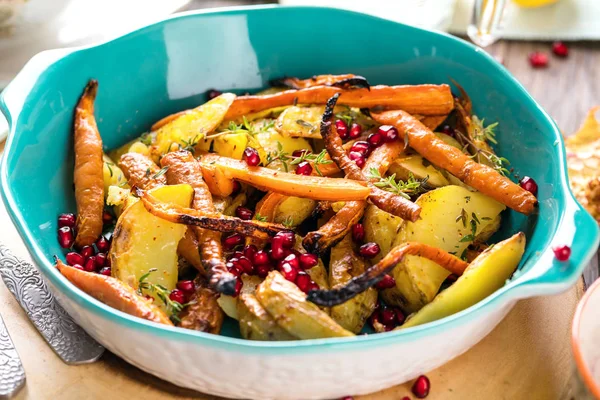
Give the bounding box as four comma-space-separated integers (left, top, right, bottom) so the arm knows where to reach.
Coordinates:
151, 93, 235, 160
372, 110, 538, 215
238, 293, 297, 341
56, 259, 172, 325
179, 277, 224, 334
363, 204, 403, 263
73, 79, 104, 247
388, 155, 449, 188
119, 152, 166, 190
383, 185, 505, 313
256, 271, 354, 339
401, 233, 525, 328
109, 133, 154, 162
217, 275, 263, 320
102, 154, 127, 195
110, 184, 193, 293
270, 74, 370, 90
329, 236, 377, 333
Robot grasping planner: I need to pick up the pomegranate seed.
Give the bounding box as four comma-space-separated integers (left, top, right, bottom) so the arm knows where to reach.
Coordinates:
359, 242, 380, 259
95, 253, 107, 268
207, 89, 222, 100
65, 252, 85, 266
441, 125, 455, 136
253, 250, 270, 265
350, 141, 370, 156
57, 227, 75, 249
349, 151, 365, 168
378, 125, 399, 142
256, 264, 271, 278
380, 308, 396, 325
349, 123, 362, 139
412, 375, 431, 399
281, 253, 299, 270
231, 180, 242, 195
80, 245, 94, 259
295, 161, 313, 176
295, 272, 312, 293
553, 245, 571, 261
96, 236, 110, 253
279, 262, 298, 282
274, 231, 295, 248
72, 264, 84, 271
367, 132, 383, 148
102, 211, 114, 224
236, 256, 254, 274
243, 147, 261, 167
58, 213, 76, 228
299, 253, 318, 269
99, 267, 111, 276
227, 262, 242, 277
552, 41, 569, 57
307, 281, 320, 291
529, 51, 548, 68
235, 206, 254, 220
375, 274, 396, 289
223, 233, 244, 249
169, 289, 185, 304
292, 149, 309, 158
84, 257, 96, 272
233, 278, 243, 297
233, 250, 244, 259
177, 280, 195, 293
519, 176, 538, 196
243, 245, 257, 261
335, 119, 349, 139
351, 223, 365, 243
269, 245, 286, 261
395, 308, 406, 325
341, 396, 354, 400
402, 397, 410, 400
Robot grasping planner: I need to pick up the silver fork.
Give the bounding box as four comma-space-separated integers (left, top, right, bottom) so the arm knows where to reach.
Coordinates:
0, 312, 25, 399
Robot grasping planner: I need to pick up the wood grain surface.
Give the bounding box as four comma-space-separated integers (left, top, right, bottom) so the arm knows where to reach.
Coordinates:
1, 4, 599, 398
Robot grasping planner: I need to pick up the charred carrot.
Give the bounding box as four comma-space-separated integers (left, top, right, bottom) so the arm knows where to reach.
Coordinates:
119, 152, 166, 190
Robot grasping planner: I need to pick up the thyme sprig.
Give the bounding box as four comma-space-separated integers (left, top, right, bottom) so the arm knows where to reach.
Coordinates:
366, 168, 429, 199
454, 128, 511, 176
138, 268, 190, 323
282, 216, 294, 228
459, 212, 481, 243
254, 213, 268, 222
265, 144, 332, 176
472, 116, 499, 145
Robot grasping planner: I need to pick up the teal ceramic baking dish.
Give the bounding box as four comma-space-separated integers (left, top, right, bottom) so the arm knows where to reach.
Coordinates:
0, 5, 597, 399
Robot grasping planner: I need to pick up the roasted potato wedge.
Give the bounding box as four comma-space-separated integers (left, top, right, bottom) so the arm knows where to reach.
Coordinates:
255, 271, 353, 339
213, 132, 248, 160
329, 236, 377, 333
274, 197, 316, 227
401, 232, 525, 328
382, 185, 505, 313
217, 275, 262, 320
238, 293, 297, 341
363, 204, 404, 263
388, 155, 449, 188
110, 184, 193, 299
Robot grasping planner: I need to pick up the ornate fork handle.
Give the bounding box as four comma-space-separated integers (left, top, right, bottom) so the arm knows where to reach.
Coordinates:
0, 313, 25, 399
0, 245, 104, 364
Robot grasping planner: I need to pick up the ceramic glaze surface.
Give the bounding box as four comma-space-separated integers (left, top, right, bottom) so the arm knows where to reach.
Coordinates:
0, 6, 598, 399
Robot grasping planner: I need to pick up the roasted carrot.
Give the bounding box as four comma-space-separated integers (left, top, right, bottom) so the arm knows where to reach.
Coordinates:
303, 140, 405, 254
177, 229, 204, 272
134, 187, 287, 240
56, 258, 173, 325
254, 192, 287, 222
198, 161, 237, 197
320, 94, 421, 222
73, 80, 105, 247
119, 152, 166, 190
270, 74, 370, 90
372, 110, 538, 215
178, 277, 224, 334
161, 151, 236, 294
420, 115, 448, 131
198, 154, 371, 202
307, 242, 469, 306
225, 84, 454, 120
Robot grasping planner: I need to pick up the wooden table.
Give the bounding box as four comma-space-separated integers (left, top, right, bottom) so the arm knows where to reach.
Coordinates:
0, 23, 599, 400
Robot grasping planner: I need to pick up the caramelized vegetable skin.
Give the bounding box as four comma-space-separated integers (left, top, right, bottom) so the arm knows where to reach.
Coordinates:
73, 79, 104, 247
372, 110, 538, 214
320, 94, 421, 222
307, 242, 468, 307
160, 151, 235, 294
56, 258, 172, 325
178, 277, 224, 334
119, 152, 166, 190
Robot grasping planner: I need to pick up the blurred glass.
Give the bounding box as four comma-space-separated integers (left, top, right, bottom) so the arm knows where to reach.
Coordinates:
467, 0, 507, 47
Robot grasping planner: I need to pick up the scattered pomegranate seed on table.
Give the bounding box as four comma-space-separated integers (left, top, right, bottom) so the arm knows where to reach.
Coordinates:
299, 253, 318, 269
243, 147, 261, 166
351, 223, 365, 243
553, 245, 571, 261
552, 41, 569, 58
519, 176, 538, 196
58, 213, 76, 228
335, 119, 349, 139
295, 161, 313, 175
375, 274, 396, 289
528, 52, 549, 68
367, 132, 383, 148
206, 89, 222, 100
235, 206, 254, 220
359, 242, 380, 258
412, 375, 431, 398
57, 227, 75, 249
378, 125, 399, 142
349, 123, 362, 139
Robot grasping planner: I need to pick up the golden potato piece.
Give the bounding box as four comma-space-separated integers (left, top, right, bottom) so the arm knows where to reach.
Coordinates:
238, 293, 296, 341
